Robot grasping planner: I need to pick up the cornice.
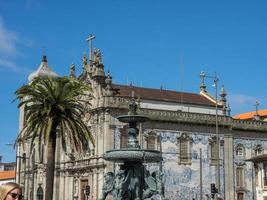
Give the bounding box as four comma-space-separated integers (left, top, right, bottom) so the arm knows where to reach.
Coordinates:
89, 96, 267, 132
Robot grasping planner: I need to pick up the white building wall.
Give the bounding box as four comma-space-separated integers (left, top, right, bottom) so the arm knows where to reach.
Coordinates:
141, 100, 223, 115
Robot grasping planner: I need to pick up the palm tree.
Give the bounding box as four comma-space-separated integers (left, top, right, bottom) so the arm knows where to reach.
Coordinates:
15, 76, 95, 200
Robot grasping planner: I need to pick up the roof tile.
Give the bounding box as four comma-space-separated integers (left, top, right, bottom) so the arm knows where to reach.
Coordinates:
112, 84, 216, 107
0, 171, 15, 180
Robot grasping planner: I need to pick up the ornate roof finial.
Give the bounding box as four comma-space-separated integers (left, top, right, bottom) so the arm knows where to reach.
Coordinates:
220, 85, 227, 115
227, 104, 231, 116
105, 71, 113, 96
69, 63, 76, 78
199, 71, 206, 92
42, 55, 47, 62
220, 85, 226, 96
105, 71, 112, 86
160, 84, 163, 92
254, 100, 260, 120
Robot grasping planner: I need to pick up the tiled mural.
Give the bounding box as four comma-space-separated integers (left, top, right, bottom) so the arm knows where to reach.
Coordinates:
233, 138, 267, 200
114, 126, 267, 200
158, 131, 224, 200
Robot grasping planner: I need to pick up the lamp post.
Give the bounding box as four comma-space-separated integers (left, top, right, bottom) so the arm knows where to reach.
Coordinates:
199, 71, 220, 194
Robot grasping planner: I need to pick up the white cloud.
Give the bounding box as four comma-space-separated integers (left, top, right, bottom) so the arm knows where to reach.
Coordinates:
228, 93, 257, 106
0, 58, 21, 72
228, 93, 258, 114
0, 17, 19, 58
0, 16, 30, 73
25, 0, 41, 10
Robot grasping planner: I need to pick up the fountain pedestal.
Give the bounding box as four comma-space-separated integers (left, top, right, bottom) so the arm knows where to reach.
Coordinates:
99, 97, 164, 200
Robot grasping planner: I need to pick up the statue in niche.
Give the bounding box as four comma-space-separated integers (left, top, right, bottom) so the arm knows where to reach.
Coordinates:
143, 171, 165, 199
93, 48, 102, 65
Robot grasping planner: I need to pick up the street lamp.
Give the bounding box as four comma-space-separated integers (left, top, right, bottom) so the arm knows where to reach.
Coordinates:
199, 71, 220, 194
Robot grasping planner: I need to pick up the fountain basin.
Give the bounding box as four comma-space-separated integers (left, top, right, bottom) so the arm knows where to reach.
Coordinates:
103, 149, 162, 163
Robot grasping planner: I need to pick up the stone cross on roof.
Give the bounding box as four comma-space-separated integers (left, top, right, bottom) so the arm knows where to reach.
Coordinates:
86, 34, 95, 64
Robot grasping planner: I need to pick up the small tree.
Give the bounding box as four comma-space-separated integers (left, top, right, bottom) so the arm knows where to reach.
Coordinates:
15, 76, 95, 200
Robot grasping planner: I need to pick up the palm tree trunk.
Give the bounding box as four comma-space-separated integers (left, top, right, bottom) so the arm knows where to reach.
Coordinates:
45, 122, 58, 200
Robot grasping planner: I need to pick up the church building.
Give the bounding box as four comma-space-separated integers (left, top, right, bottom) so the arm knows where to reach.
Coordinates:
16, 37, 267, 200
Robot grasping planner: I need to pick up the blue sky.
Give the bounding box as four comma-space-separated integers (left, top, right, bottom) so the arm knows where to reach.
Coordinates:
1, 0, 267, 162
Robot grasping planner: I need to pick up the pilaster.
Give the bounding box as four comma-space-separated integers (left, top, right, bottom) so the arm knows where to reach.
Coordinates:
224, 134, 234, 200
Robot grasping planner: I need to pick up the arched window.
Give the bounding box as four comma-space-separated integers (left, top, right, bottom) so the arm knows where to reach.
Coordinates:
236, 145, 244, 157
177, 133, 192, 164
255, 144, 263, 156
36, 185, 44, 200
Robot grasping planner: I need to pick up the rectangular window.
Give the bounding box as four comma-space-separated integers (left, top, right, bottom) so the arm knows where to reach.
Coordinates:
210, 142, 218, 165
80, 180, 88, 200
120, 129, 127, 148
236, 167, 244, 187
180, 140, 189, 163
147, 135, 155, 150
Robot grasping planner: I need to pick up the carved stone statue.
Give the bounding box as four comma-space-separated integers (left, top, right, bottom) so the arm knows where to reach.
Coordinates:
70, 63, 76, 78
100, 168, 144, 200
143, 171, 165, 199
114, 169, 129, 199
93, 48, 102, 65
128, 97, 138, 115
82, 54, 88, 66
99, 172, 114, 200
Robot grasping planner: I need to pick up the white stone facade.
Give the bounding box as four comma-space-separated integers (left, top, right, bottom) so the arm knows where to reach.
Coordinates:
16, 54, 267, 200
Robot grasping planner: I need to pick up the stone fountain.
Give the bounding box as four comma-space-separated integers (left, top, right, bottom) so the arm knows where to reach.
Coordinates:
99, 96, 165, 200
